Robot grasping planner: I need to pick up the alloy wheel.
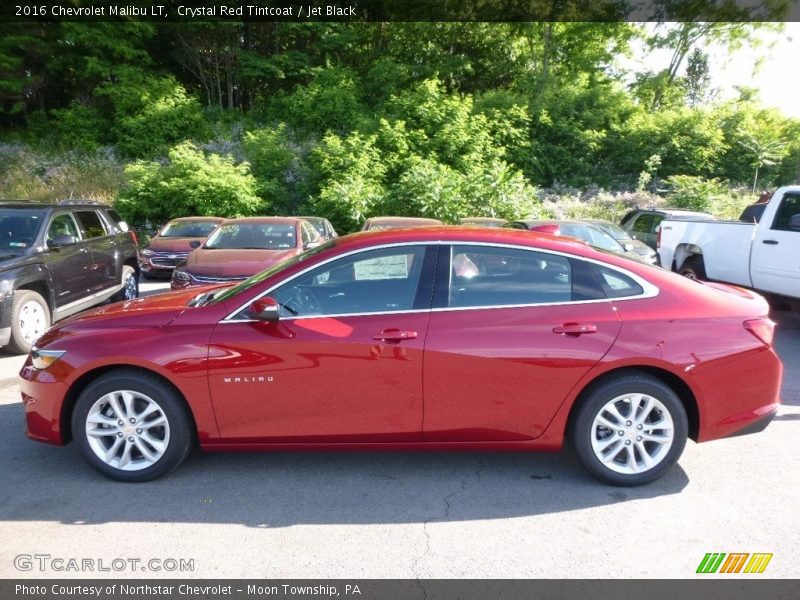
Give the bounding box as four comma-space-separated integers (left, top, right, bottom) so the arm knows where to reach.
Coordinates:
590, 393, 674, 475
85, 390, 170, 471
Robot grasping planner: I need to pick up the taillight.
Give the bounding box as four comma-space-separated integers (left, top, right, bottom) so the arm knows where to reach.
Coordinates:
129, 230, 139, 247
744, 317, 775, 347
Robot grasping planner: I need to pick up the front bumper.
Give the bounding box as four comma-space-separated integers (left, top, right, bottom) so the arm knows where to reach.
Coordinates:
19, 356, 69, 445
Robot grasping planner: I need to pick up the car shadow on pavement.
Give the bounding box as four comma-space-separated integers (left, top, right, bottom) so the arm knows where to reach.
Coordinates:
0, 401, 689, 528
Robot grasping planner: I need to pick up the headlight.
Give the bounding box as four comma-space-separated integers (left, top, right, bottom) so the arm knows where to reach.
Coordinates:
172, 270, 191, 283
31, 346, 66, 370
141, 248, 154, 256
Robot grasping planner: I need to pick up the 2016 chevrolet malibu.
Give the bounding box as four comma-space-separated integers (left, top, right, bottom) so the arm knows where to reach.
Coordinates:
20, 228, 781, 485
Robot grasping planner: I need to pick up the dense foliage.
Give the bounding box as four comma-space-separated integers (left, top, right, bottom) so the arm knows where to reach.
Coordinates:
1, 21, 798, 231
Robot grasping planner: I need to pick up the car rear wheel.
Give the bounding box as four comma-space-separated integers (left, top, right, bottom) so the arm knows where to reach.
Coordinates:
111, 266, 139, 302
7, 290, 50, 354
571, 374, 688, 486
678, 256, 706, 281
72, 370, 194, 482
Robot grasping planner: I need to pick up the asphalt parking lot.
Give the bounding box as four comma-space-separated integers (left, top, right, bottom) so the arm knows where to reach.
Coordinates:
0, 278, 798, 578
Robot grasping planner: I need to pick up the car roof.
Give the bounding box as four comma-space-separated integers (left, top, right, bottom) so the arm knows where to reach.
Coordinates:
220, 217, 303, 226
366, 216, 444, 225
460, 217, 508, 223
295, 216, 327, 223
0, 201, 105, 210
170, 216, 224, 223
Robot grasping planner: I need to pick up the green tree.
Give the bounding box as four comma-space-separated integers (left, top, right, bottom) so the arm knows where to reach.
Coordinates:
116, 141, 262, 224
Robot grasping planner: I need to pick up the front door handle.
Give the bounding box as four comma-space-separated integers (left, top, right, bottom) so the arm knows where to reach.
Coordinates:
553, 323, 597, 336
373, 329, 418, 342
762, 239, 779, 245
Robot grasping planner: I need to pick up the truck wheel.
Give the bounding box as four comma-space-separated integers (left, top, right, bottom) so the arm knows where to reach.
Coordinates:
7, 290, 51, 354
678, 256, 706, 281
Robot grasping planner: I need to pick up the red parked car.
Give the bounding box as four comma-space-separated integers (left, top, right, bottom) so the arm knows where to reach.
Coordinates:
139, 217, 223, 278
171, 217, 322, 289
20, 227, 781, 485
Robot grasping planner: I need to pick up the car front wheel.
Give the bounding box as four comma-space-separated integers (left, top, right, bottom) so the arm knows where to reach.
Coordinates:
7, 290, 50, 354
72, 370, 193, 482
571, 374, 688, 486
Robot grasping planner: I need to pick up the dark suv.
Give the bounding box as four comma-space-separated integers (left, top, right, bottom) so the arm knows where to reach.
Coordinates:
0, 201, 140, 353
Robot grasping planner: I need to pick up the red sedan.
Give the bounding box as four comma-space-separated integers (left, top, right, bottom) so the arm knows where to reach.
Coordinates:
20, 228, 781, 485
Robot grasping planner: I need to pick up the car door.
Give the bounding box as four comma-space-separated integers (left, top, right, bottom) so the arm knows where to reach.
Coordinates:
207, 244, 437, 441
73, 210, 116, 292
42, 212, 92, 307
422, 244, 621, 441
750, 192, 800, 298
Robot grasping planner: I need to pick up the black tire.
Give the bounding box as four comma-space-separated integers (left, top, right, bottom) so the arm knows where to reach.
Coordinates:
7, 290, 50, 354
71, 369, 194, 482
678, 256, 706, 281
570, 373, 688, 486
111, 265, 139, 302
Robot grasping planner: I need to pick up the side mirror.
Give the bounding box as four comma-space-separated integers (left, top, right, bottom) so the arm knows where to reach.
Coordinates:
304, 241, 321, 250
50, 234, 77, 248
249, 297, 280, 322
189, 240, 201, 249
789, 214, 800, 231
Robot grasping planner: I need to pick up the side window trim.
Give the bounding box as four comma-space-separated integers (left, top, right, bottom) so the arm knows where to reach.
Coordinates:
221, 241, 659, 322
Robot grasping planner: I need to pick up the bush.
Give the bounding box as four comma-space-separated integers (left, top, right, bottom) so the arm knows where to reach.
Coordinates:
116, 141, 262, 224
0, 144, 123, 203
95, 68, 208, 158
664, 175, 729, 212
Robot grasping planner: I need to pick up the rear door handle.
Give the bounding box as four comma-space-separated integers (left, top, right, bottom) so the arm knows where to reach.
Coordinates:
553, 323, 597, 336
762, 239, 779, 245
373, 329, 418, 342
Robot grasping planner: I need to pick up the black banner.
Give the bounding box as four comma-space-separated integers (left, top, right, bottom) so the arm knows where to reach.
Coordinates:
2, 0, 800, 23
2, 580, 800, 600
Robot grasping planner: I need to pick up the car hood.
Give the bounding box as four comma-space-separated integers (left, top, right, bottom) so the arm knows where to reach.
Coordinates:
624, 239, 654, 256
146, 237, 202, 253
35, 288, 207, 344
185, 248, 299, 277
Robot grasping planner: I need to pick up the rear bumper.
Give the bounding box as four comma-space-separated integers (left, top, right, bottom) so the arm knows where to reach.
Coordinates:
722, 405, 778, 438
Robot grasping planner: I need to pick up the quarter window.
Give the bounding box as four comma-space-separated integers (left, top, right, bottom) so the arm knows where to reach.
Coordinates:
448, 245, 572, 307
74, 211, 107, 238
589, 264, 644, 299
272, 246, 427, 317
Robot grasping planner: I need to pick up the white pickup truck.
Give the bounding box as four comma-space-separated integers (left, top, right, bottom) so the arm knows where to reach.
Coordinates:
657, 185, 800, 300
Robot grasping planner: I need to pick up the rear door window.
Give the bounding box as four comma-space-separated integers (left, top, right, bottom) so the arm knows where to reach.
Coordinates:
447, 245, 572, 307
74, 211, 108, 238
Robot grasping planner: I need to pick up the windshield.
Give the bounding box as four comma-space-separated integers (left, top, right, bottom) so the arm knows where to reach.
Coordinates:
160, 220, 219, 238
204, 223, 298, 250
209, 240, 336, 304
594, 222, 631, 241
560, 224, 625, 253
0, 209, 46, 253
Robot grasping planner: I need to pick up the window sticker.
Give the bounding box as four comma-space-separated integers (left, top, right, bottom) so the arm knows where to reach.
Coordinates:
353, 255, 409, 280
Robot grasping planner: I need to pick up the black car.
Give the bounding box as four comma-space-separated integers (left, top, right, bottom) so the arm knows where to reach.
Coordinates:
0, 200, 140, 353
